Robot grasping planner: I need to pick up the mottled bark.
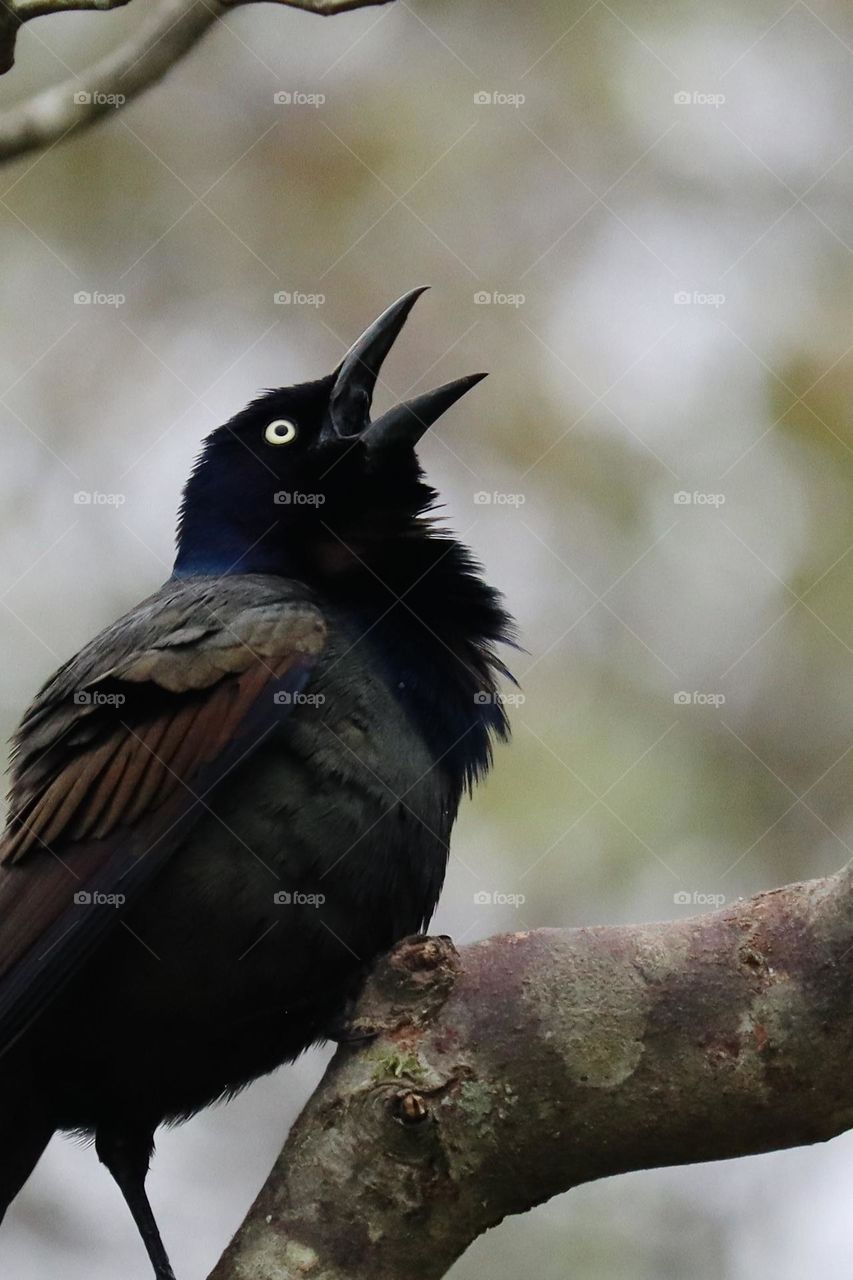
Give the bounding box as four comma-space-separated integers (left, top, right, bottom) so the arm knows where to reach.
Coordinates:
209, 869, 853, 1279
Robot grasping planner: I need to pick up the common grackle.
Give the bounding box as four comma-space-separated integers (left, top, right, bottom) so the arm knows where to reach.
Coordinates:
0, 289, 514, 1279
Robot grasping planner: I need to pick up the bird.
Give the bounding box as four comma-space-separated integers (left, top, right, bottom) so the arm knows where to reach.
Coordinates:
0, 288, 515, 1279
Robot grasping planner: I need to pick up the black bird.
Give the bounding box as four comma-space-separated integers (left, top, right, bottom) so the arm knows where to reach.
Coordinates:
0, 288, 513, 1279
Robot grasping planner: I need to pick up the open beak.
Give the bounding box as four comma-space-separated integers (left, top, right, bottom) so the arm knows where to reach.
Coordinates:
327, 288, 487, 450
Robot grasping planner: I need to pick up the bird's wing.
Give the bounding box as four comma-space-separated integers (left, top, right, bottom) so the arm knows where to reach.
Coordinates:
0, 574, 326, 1046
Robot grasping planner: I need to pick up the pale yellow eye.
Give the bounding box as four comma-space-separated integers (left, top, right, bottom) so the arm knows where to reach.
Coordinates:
264, 419, 297, 445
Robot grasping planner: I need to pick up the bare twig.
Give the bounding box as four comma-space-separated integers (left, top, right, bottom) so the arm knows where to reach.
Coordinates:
0, 0, 136, 75
227, 0, 393, 12
13, 1, 131, 22
208, 869, 853, 1279
0, 0, 394, 163
0, 0, 218, 153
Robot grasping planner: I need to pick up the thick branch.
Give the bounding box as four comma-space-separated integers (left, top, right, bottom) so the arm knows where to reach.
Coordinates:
0, 0, 394, 160
208, 868, 853, 1279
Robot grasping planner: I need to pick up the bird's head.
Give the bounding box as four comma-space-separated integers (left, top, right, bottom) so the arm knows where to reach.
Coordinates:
173, 288, 486, 581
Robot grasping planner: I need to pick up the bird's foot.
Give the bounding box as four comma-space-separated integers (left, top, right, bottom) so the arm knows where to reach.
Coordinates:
324, 993, 378, 1045
329, 1019, 379, 1045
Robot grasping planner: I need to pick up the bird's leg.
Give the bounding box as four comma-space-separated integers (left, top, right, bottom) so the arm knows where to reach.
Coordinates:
95, 1123, 175, 1280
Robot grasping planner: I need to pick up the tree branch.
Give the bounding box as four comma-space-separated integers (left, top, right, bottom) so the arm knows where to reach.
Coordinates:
227, 0, 394, 12
0, 0, 394, 162
207, 867, 853, 1279
13, 1, 131, 23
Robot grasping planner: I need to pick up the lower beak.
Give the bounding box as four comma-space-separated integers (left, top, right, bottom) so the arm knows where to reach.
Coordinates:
327, 288, 487, 449
363, 372, 487, 452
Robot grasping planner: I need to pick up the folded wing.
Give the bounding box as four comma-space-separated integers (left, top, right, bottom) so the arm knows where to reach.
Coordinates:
0, 574, 326, 1047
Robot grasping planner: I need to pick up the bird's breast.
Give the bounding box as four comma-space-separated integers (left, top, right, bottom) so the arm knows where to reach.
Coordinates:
119, 624, 455, 1026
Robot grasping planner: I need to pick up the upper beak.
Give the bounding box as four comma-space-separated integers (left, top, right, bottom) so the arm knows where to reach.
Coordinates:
327, 287, 487, 450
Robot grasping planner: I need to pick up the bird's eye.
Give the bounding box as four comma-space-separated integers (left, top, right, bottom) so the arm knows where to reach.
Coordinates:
264, 419, 298, 446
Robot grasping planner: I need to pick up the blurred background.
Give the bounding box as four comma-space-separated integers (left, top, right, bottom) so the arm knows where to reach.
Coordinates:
1, 0, 853, 1274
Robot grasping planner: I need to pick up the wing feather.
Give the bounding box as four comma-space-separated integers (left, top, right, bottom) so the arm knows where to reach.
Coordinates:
0, 575, 326, 1046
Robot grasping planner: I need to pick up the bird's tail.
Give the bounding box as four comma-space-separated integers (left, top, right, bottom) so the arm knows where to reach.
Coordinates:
0, 1066, 54, 1220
